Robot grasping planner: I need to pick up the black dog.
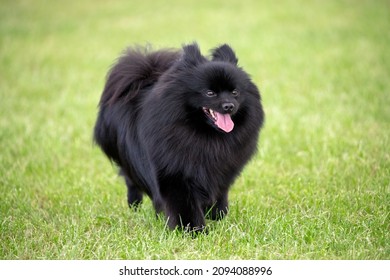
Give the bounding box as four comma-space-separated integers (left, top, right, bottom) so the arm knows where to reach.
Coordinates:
94, 43, 264, 231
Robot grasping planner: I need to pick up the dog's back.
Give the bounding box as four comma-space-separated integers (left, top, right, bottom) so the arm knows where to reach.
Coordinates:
94, 47, 180, 163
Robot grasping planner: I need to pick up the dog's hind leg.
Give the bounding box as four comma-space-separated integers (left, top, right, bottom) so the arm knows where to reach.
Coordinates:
123, 175, 143, 209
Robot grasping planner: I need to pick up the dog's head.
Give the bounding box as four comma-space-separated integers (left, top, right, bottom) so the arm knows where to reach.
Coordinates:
174, 43, 254, 133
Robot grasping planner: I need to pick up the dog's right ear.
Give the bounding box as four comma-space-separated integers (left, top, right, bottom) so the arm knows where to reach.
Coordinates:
182, 43, 206, 67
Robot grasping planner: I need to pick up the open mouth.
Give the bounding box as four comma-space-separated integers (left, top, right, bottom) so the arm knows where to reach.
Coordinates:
202, 107, 234, 133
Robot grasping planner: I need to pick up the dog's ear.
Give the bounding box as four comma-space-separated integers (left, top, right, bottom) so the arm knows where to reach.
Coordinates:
182, 43, 206, 67
211, 44, 238, 65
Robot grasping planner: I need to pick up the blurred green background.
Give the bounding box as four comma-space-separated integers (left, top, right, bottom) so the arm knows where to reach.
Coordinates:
0, 0, 389, 259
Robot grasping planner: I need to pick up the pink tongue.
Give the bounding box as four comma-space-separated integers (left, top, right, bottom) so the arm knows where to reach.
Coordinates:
215, 112, 234, 133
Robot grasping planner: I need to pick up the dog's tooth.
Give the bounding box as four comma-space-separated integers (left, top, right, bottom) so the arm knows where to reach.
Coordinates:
213, 110, 217, 120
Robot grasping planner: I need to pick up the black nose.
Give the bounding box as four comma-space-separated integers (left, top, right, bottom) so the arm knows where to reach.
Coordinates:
222, 102, 235, 113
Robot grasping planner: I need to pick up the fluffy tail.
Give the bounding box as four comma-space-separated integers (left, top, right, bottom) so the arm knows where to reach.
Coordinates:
99, 46, 181, 106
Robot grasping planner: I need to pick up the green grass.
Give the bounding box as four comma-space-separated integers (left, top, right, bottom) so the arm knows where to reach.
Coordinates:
0, 0, 389, 259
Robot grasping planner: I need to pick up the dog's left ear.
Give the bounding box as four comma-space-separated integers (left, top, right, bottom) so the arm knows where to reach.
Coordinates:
211, 44, 238, 65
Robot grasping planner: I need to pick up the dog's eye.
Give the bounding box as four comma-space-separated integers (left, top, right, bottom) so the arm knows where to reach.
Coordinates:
205, 90, 216, 97
232, 89, 240, 96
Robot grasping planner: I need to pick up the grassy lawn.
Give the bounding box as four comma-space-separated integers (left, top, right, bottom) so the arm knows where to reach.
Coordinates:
0, 0, 389, 259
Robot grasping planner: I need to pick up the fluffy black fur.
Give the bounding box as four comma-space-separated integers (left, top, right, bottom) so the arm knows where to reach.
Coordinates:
94, 43, 264, 231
